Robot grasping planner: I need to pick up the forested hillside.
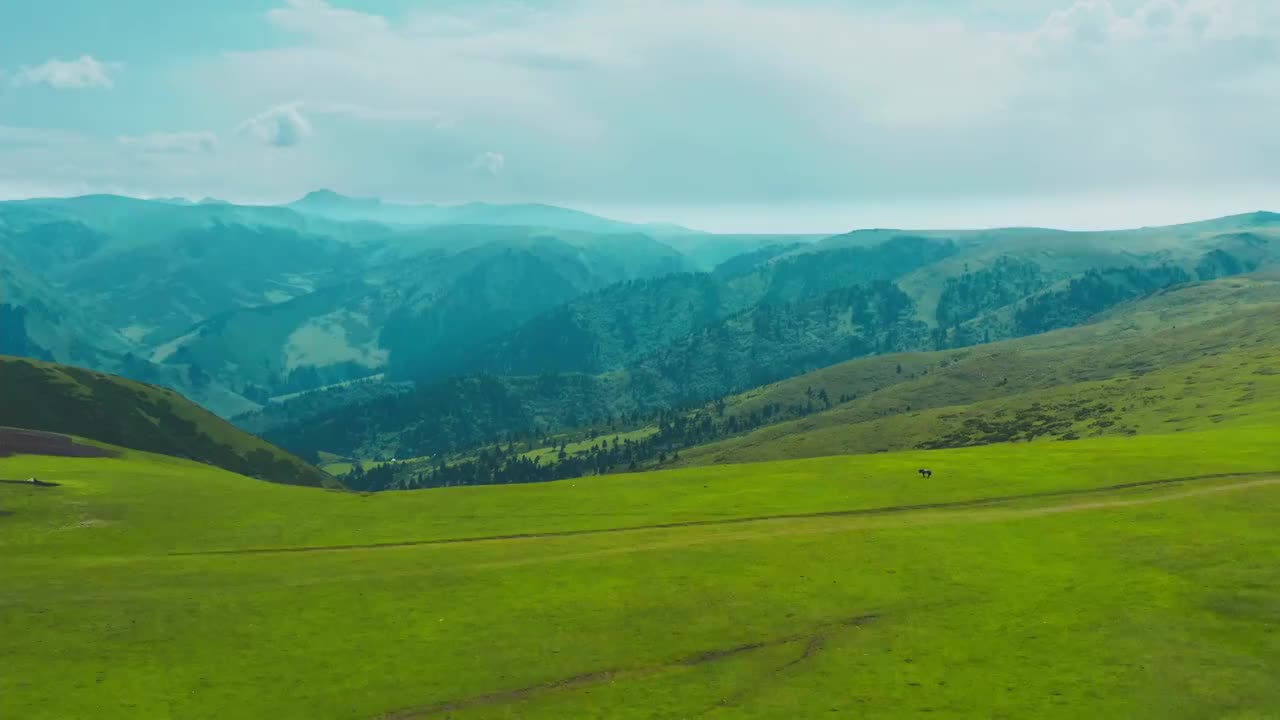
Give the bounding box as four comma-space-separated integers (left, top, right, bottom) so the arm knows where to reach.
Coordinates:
442, 235, 953, 379
4, 195, 1278, 461
0, 194, 760, 415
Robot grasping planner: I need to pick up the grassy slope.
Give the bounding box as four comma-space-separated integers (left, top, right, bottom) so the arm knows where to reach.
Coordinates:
0, 356, 336, 488
2, 415, 1279, 717
675, 276, 1280, 467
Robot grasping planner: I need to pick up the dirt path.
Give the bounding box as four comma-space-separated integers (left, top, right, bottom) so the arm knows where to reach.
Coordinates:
173, 472, 1279, 558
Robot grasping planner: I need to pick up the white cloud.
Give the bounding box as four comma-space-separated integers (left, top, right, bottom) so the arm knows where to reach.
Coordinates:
1035, 0, 1124, 46
471, 151, 505, 176
11, 55, 118, 89
172, 0, 1275, 208
231, 101, 450, 148
9, 0, 1278, 224
266, 0, 390, 41
1031, 0, 1280, 50
118, 131, 219, 154
237, 104, 313, 147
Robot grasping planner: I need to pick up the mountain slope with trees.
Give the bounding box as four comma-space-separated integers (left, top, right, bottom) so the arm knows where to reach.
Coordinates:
0, 194, 755, 415
4, 195, 1277, 436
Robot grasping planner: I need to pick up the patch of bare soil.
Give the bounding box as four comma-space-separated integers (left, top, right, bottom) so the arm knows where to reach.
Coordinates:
0, 428, 117, 459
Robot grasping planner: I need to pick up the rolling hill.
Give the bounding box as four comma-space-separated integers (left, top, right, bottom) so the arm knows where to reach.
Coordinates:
0, 355, 336, 488
670, 274, 1280, 467
330, 274, 1280, 490
253, 245, 1278, 471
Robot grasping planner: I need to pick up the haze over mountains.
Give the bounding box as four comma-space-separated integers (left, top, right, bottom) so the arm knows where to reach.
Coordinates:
2, 192, 1276, 438
0, 192, 755, 415
287, 189, 704, 236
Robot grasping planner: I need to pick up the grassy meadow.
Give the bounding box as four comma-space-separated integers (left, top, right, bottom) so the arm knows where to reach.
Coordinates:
3, 417, 1279, 718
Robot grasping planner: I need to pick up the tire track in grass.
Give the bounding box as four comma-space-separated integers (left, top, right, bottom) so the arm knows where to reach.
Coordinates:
377, 615, 880, 719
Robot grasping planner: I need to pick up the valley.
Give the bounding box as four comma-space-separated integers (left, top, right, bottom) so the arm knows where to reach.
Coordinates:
8, 3, 1280, 716
307, 275, 1280, 490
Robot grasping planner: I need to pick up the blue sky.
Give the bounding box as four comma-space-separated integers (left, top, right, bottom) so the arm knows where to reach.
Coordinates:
1, 0, 1278, 232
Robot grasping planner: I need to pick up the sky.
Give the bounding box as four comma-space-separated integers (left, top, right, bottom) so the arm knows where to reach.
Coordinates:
1, 0, 1278, 233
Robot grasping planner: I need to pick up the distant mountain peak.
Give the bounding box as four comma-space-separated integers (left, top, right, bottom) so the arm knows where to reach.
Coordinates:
293, 189, 380, 207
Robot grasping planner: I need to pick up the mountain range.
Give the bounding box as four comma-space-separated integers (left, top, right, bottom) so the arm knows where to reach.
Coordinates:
243, 213, 1280, 462
288, 189, 703, 236
2, 192, 1277, 462
0, 192, 793, 416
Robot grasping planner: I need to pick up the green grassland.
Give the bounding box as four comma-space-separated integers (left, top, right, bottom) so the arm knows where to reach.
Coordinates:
3, 416, 1279, 718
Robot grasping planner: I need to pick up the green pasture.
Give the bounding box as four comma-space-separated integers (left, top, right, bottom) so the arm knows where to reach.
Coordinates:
2, 420, 1279, 718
